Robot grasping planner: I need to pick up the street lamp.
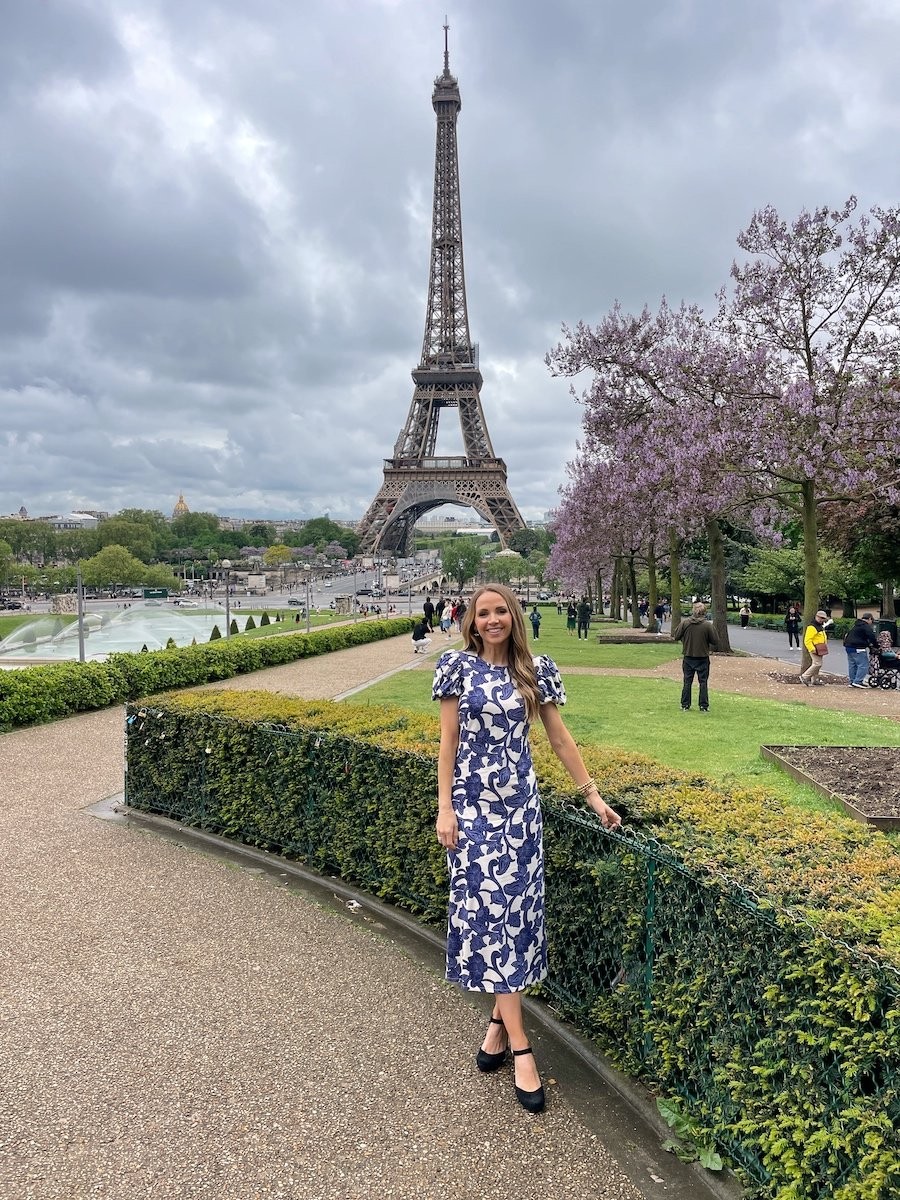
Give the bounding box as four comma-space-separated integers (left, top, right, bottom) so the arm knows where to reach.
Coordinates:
305, 565, 311, 634
222, 559, 232, 637
75, 564, 86, 663
458, 559, 464, 593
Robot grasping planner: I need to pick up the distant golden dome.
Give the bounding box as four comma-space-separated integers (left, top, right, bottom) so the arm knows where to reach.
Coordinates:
172, 493, 190, 518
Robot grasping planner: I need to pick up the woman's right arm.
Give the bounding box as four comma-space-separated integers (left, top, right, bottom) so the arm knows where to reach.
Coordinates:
436, 697, 461, 849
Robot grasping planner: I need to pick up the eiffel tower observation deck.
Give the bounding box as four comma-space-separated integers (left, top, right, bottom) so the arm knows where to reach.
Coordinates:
356, 26, 526, 557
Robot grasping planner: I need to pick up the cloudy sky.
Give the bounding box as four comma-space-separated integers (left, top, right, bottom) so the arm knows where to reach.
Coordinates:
2, 0, 899, 525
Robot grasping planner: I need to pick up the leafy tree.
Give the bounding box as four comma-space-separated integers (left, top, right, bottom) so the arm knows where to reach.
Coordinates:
442, 538, 484, 589
486, 554, 517, 587
722, 197, 900, 641
97, 519, 157, 563
143, 564, 182, 591
81, 545, 146, 591
56, 528, 101, 562
246, 522, 276, 546
0, 538, 13, 584
508, 529, 541, 556
170, 512, 220, 540
263, 544, 293, 568
300, 517, 360, 557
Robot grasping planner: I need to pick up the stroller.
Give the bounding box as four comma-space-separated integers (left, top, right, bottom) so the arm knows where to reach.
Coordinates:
866, 629, 900, 689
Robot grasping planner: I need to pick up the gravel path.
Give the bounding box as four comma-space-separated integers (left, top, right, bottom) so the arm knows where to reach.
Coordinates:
1, 632, 654, 1200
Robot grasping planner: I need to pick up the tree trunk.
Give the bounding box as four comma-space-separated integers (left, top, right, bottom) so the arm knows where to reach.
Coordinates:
628, 555, 641, 628
800, 480, 820, 672
646, 547, 658, 633
611, 556, 622, 621
668, 529, 682, 632
883, 581, 896, 619
595, 570, 603, 616
705, 517, 731, 653
842, 596, 857, 619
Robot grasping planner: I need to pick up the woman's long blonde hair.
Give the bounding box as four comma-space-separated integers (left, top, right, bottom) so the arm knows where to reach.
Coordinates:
461, 583, 541, 721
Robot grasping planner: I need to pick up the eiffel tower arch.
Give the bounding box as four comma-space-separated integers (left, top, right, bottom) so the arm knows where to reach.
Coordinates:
357, 27, 525, 558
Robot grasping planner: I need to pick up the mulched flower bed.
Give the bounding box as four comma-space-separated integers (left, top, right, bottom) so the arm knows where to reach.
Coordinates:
762, 745, 900, 827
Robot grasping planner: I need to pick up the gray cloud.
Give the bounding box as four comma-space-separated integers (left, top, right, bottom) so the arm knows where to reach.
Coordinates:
2, 0, 899, 524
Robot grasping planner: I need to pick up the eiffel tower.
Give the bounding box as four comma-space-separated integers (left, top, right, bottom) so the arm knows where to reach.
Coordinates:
356, 26, 526, 556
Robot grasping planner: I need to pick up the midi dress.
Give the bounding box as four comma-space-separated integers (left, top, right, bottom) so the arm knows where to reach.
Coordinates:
432, 650, 567, 992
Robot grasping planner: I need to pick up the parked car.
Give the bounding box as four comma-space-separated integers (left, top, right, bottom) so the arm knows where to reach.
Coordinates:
0, 599, 23, 610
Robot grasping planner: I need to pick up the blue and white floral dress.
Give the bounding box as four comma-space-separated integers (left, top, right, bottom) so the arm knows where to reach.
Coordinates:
432, 650, 567, 993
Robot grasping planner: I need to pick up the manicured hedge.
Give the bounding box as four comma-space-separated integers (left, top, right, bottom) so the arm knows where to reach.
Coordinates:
125, 689, 900, 1199
0, 617, 415, 732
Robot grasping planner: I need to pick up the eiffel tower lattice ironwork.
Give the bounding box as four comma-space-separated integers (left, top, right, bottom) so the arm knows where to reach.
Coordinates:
356, 28, 526, 557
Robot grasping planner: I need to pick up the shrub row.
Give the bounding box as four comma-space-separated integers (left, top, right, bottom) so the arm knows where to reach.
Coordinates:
125, 690, 900, 1199
0, 617, 414, 732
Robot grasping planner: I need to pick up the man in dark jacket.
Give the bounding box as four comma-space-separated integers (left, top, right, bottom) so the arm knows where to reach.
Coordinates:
423, 596, 435, 631
671, 602, 720, 712
844, 613, 878, 687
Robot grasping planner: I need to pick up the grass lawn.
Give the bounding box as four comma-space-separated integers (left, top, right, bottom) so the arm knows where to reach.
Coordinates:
347, 653, 900, 817
518, 615, 683, 669
0, 613, 76, 640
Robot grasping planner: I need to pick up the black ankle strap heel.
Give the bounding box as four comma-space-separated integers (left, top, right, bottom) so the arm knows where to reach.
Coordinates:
475, 1015, 508, 1073
512, 1047, 545, 1113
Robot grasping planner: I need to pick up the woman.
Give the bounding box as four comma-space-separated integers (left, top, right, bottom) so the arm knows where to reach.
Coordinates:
799, 610, 830, 686
565, 600, 577, 636
739, 604, 752, 629
433, 583, 621, 1114
785, 605, 802, 649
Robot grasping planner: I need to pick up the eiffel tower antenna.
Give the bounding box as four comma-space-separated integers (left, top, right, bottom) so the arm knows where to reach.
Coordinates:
356, 28, 526, 556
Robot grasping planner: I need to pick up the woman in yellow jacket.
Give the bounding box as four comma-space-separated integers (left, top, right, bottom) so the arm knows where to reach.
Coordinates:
799, 610, 830, 686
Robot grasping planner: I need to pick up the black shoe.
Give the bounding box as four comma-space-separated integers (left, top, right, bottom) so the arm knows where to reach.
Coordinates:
476, 1015, 508, 1073
512, 1046, 545, 1113
681, 706, 690, 711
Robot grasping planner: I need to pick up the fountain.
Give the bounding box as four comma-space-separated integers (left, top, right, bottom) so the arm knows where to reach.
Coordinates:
0, 606, 252, 664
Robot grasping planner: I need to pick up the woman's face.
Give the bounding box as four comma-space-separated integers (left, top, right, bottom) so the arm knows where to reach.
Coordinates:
473, 590, 513, 652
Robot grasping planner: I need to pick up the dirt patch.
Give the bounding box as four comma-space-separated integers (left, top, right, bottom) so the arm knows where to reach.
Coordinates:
765, 745, 900, 823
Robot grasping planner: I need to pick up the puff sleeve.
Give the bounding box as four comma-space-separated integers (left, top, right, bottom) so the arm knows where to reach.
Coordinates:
535, 655, 566, 706
432, 650, 464, 700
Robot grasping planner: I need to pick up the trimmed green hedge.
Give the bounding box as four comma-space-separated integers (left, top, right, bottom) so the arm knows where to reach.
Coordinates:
0, 617, 415, 732
125, 689, 900, 1199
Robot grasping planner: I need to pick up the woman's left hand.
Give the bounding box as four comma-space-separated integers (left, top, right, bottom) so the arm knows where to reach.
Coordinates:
587, 794, 622, 830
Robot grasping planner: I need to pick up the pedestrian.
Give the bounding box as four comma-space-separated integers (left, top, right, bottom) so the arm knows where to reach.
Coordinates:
440, 604, 453, 637
423, 596, 435, 631
739, 603, 752, 629
455, 598, 466, 632
670, 601, 720, 711
785, 604, 802, 649
799, 610, 831, 686
433, 583, 621, 1114
653, 598, 666, 633
529, 604, 542, 639
411, 618, 432, 654
576, 596, 592, 640
842, 613, 878, 688
566, 601, 577, 637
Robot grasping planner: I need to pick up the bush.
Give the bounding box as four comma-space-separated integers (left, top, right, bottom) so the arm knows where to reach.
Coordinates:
244, 615, 256, 630
209, 625, 221, 641
0, 617, 415, 732
260, 612, 270, 627
229, 619, 239, 636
